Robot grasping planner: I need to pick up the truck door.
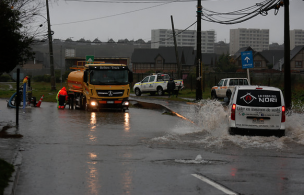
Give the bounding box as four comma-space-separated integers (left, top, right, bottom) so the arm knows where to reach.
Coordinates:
141, 76, 150, 92
216, 79, 224, 98
227, 79, 238, 94
148, 76, 156, 91
219, 79, 228, 97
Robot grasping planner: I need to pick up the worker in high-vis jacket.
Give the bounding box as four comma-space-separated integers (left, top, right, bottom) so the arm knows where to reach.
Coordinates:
56, 87, 68, 109
23, 76, 29, 84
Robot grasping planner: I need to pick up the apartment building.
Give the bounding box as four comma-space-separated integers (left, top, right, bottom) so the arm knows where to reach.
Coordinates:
151, 29, 216, 53
230, 28, 269, 55
290, 29, 304, 50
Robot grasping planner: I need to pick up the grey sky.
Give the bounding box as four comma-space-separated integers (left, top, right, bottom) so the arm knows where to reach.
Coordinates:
43, 0, 304, 44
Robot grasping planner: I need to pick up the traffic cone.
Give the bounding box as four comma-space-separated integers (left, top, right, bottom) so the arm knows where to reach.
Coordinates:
36, 95, 44, 107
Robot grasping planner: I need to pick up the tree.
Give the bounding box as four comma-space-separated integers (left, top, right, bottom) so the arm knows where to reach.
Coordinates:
135, 39, 145, 44
65, 38, 73, 42
77, 38, 86, 42
267, 64, 273, 69
215, 53, 238, 72
107, 38, 115, 43
0, 0, 34, 74
93, 38, 101, 43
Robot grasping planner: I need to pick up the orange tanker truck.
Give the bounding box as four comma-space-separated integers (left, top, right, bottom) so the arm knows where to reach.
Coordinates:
67, 61, 133, 112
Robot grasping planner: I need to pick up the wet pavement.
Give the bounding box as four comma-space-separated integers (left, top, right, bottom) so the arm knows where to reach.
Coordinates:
0, 97, 195, 195
1, 96, 304, 195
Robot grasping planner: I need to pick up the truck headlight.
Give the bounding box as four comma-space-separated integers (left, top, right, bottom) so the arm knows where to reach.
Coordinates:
122, 101, 129, 106
91, 101, 97, 106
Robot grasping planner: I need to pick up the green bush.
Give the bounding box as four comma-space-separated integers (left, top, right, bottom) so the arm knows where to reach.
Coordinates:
32, 75, 51, 82
0, 74, 13, 82
54, 70, 72, 83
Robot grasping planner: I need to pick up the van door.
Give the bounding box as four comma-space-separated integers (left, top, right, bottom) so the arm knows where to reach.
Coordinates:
235, 89, 283, 130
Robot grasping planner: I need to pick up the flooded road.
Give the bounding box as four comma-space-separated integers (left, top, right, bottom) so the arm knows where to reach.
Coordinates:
1, 99, 304, 194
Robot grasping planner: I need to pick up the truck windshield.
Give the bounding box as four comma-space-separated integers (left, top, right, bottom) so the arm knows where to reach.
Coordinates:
90, 69, 129, 85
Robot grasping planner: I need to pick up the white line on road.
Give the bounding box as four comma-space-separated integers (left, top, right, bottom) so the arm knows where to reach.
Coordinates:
192, 174, 237, 195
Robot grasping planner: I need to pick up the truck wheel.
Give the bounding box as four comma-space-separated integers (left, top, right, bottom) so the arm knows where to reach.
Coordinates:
72, 97, 76, 110
69, 96, 74, 110
226, 89, 232, 99
85, 102, 91, 112
135, 88, 141, 96
211, 92, 217, 100
228, 128, 235, 135
276, 130, 285, 137
81, 96, 86, 110
150, 92, 156, 96
157, 87, 164, 96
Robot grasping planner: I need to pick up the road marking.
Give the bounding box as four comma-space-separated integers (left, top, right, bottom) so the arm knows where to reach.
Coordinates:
192, 174, 237, 195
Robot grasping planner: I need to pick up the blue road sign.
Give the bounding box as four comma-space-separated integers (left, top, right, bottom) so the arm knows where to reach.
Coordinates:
241, 51, 253, 69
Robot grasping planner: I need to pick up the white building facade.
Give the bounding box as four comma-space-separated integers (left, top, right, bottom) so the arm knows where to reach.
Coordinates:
151, 29, 216, 53
290, 29, 304, 50
230, 28, 269, 55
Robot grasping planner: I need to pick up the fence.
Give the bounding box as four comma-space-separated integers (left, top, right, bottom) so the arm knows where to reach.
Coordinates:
131, 72, 304, 91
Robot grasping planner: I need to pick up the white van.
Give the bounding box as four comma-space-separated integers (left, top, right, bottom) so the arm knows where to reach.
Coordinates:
227, 86, 286, 136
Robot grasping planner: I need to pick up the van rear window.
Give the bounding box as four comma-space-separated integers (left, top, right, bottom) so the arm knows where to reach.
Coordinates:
236, 90, 281, 107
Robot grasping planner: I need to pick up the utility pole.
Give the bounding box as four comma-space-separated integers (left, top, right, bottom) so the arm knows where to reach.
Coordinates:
284, 0, 291, 110
171, 15, 181, 78
46, 0, 56, 91
196, 0, 202, 100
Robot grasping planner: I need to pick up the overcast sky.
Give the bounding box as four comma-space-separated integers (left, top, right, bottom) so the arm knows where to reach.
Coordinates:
37, 0, 304, 44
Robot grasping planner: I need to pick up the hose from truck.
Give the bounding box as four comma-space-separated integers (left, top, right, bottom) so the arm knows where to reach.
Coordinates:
7, 91, 19, 108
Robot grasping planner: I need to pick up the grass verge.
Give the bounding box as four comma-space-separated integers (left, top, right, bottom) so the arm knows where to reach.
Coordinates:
0, 82, 63, 103
0, 158, 14, 195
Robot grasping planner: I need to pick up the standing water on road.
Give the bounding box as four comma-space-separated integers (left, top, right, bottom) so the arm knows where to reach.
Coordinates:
150, 100, 304, 150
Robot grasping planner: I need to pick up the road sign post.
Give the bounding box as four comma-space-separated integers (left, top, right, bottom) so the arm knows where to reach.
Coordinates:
241, 51, 253, 84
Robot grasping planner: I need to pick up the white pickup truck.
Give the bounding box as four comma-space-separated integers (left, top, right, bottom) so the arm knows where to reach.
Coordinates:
211, 78, 250, 99
133, 73, 184, 96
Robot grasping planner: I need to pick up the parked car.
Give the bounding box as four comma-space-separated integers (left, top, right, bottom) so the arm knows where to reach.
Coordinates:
211, 78, 250, 99
133, 73, 184, 96
226, 85, 286, 137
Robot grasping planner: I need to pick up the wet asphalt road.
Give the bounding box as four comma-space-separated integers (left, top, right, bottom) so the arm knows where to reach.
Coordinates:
1, 99, 304, 195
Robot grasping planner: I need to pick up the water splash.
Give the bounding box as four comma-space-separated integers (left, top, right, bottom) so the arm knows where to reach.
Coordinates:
151, 99, 304, 150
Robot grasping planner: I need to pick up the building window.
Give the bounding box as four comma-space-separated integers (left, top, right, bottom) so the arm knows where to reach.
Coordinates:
157, 60, 162, 64
295, 61, 303, 68
254, 61, 262, 68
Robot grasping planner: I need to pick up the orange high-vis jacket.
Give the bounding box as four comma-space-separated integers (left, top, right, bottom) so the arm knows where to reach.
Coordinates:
58, 87, 68, 101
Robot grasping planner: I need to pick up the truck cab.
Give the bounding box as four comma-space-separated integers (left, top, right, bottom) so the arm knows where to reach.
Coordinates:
211, 78, 250, 99
133, 73, 183, 96
67, 62, 133, 112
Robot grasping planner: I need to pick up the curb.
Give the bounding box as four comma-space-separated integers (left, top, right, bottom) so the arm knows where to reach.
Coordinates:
4, 151, 22, 195
130, 98, 194, 123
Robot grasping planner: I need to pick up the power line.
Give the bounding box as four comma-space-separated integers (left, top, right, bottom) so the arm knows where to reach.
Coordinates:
150, 21, 197, 44
36, 20, 197, 44
53, 1, 175, 25
201, 0, 282, 25
65, 0, 195, 3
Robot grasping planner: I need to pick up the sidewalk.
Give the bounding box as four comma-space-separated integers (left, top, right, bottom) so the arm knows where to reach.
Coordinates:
0, 123, 22, 195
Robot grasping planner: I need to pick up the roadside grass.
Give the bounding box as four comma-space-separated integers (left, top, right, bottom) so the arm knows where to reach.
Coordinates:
0, 82, 303, 105
0, 82, 64, 103
0, 158, 14, 195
